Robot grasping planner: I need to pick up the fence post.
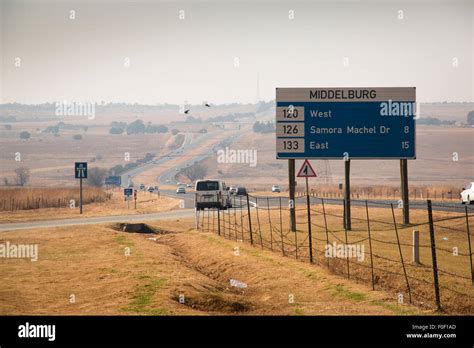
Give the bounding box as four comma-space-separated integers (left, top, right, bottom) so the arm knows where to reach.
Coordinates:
322, 198, 330, 268
464, 206, 473, 285
212, 208, 215, 234
365, 200, 375, 290
427, 200, 441, 310
217, 208, 221, 236
240, 196, 244, 241
233, 196, 238, 241
306, 180, 313, 264
267, 197, 273, 251
221, 207, 225, 237
255, 197, 263, 249
412, 230, 420, 265
391, 203, 412, 304
246, 194, 253, 245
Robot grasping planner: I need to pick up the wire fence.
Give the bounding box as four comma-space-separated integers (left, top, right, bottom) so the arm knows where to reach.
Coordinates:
196, 194, 474, 313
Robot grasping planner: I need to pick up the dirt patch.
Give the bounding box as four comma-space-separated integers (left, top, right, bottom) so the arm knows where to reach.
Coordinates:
172, 292, 250, 313
111, 223, 174, 235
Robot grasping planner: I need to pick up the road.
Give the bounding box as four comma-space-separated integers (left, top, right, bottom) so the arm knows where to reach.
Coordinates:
0, 209, 195, 232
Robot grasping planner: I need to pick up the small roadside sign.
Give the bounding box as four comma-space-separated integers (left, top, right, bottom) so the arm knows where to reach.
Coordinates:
74, 162, 87, 214
124, 188, 133, 197
75, 162, 88, 179
297, 159, 317, 178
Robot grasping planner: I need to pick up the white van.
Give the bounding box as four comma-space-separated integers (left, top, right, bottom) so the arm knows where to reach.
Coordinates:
195, 179, 232, 210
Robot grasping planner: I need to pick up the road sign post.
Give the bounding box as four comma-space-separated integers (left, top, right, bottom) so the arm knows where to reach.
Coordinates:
344, 159, 351, 230
288, 159, 296, 232
297, 159, 317, 263
400, 159, 409, 224
74, 162, 88, 214
276, 87, 416, 227
124, 188, 133, 209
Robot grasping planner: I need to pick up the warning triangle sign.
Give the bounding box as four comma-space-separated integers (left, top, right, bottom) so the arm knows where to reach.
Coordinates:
297, 159, 317, 178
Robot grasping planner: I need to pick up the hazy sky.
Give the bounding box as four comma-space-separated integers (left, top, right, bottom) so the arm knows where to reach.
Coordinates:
0, 0, 472, 104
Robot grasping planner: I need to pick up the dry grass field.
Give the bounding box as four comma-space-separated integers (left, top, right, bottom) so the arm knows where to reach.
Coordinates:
199, 200, 474, 313
0, 219, 423, 316
0, 188, 179, 223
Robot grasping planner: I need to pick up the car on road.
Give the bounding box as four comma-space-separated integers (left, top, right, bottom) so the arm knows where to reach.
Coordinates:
271, 185, 281, 193
461, 182, 474, 204
195, 179, 232, 210
176, 186, 186, 194
186, 184, 192, 188
139, 184, 146, 191
229, 185, 237, 195
235, 187, 247, 196
147, 186, 155, 193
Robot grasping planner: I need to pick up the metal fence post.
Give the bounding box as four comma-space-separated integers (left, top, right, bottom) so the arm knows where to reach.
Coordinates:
464, 206, 473, 285
427, 200, 441, 310
246, 194, 253, 245
267, 197, 273, 251
306, 183, 313, 263
217, 208, 221, 236
391, 203, 412, 304
322, 198, 330, 268
255, 197, 263, 249
365, 200, 375, 290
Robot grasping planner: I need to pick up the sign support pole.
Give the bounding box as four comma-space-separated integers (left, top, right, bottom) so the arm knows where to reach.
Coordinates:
400, 159, 410, 224
288, 159, 296, 232
305, 176, 313, 263
344, 159, 351, 230
80, 178, 83, 214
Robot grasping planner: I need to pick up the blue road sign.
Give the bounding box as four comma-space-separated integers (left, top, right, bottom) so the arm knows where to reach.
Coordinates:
75, 162, 88, 179
105, 176, 122, 186
124, 188, 133, 197
276, 88, 416, 159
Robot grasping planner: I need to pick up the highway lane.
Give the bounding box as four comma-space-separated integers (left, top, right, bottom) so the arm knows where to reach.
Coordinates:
158, 133, 242, 186
159, 189, 474, 214
1, 195, 469, 232
120, 132, 195, 188
0, 209, 195, 232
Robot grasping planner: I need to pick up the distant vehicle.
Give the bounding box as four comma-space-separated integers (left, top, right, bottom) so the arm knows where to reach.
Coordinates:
235, 187, 247, 196
186, 184, 192, 188
195, 179, 232, 210
229, 185, 237, 195
272, 185, 281, 193
176, 186, 186, 194
139, 184, 145, 191
461, 182, 474, 204
147, 186, 155, 193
